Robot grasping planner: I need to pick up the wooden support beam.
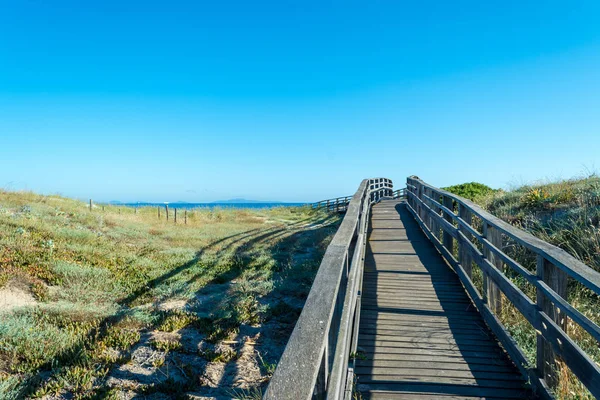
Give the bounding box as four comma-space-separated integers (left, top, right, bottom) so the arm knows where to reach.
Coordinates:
443, 195, 454, 253
458, 204, 473, 279
536, 255, 569, 389
483, 223, 502, 314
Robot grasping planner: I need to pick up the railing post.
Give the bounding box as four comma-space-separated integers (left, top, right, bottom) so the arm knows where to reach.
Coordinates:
417, 183, 425, 223
458, 204, 473, 279
314, 350, 327, 399
429, 189, 442, 238
423, 187, 430, 231
482, 222, 502, 314
442, 195, 454, 252
536, 255, 568, 389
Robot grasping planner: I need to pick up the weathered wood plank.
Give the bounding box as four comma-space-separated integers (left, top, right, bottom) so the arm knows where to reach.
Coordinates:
358, 385, 529, 399
355, 367, 523, 381
357, 378, 527, 389
356, 354, 511, 366
356, 200, 531, 399
356, 358, 513, 369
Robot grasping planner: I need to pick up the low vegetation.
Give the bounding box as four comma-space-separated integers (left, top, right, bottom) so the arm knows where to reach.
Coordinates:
0, 190, 340, 399
442, 182, 497, 202
451, 176, 600, 400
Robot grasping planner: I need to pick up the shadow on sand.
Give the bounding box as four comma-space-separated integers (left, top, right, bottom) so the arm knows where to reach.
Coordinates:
17, 213, 341, 398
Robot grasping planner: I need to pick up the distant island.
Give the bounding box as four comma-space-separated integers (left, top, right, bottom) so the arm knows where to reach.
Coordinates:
102, 199, 307, 209
107, 198, 292, 205
212, 198, 283, 204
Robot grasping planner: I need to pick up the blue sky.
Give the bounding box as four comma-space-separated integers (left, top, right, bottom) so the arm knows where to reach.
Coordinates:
1, 1, 600, 202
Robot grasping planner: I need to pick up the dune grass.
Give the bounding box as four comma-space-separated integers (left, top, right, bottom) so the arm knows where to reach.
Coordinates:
0, 190, 340, 398
467, 175, 600, 400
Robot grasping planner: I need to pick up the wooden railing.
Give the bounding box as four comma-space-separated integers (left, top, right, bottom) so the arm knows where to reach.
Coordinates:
265, 178, 396, 400
312, 195, 352, 213
312, 179, 394, 213
406, 176, 600, 399
392, 188, 406, 199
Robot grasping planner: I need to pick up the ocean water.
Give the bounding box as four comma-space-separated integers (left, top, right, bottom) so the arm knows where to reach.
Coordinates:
119, 202, 308, 210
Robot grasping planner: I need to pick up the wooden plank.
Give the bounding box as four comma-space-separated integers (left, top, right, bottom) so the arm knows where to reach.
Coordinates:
358, 328, 493, 340
359, 321, 489, 333
458, 205, 473, 279
442, 195, 454, 252
356, 378, 527, 389
536, 255, 569, 390
360, 394, 509, 400
358, 346, 507, 359
356, 355, 512, 367
355, 367, 523, 381
483, 223, 502, 314
356, 199, 532, 400
359, 314, 486, 325
358, 385, 529, 399
360, 296, 471, 304
357, 335, 503, 349
355, 356, 515, 375
361, 290, 471, 298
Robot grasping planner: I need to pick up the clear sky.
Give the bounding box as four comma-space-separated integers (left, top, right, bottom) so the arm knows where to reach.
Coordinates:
1, 1, 600, 202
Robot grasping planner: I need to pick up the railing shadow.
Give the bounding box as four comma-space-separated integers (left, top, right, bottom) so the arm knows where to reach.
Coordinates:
355, 202, 527, 398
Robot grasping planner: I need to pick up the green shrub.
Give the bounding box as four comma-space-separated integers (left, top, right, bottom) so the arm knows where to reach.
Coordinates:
442, 182, 498, 201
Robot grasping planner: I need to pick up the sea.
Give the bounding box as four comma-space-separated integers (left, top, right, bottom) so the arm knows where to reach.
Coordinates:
118, 202, 308, 210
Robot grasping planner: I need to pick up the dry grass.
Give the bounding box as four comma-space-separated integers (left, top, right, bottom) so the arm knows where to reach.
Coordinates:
475, 175, 600, 400
0, 189, 341, 398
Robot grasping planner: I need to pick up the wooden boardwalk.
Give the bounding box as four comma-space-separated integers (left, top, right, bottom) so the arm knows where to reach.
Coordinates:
355, 200, 532, 399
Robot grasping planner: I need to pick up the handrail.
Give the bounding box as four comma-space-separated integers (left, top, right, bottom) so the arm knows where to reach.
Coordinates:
312, 196, 352, 213
405, 176, 600, 399
392, 188, 406, 199
265, 178, 394, 400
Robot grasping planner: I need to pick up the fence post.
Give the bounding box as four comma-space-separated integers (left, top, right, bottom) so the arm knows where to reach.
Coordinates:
482, 223, 502, 314
536, 255, 568, 389
458, 204, 473, 279
326, 199, 330, 212
442, 195, 454, 252
174, 208, 177, 224
89, 199, 92, 211
165, 205, 169, 221
185, 210, 187, 225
